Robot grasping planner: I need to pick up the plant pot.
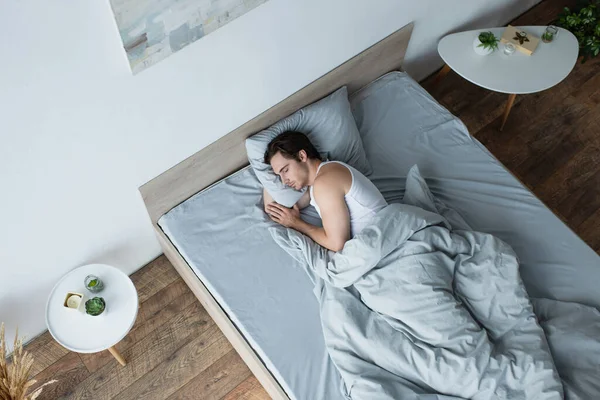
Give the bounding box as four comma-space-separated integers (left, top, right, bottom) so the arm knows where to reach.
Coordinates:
85, 296, 106, 316
473, 36, 494, 56
85, 274, 104, 293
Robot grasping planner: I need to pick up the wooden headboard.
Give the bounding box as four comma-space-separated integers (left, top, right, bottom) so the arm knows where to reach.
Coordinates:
138, 22, 413, 400
139, 22, 414, 224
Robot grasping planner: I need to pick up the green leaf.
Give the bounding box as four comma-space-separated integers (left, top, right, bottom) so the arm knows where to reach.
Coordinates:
477, 31, 499, 51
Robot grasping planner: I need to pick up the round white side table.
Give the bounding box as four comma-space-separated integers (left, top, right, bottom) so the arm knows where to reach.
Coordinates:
435, 26, 578, 130
45, 264, 138, 366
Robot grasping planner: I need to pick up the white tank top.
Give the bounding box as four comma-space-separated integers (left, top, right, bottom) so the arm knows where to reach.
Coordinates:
309, 161, 387, 237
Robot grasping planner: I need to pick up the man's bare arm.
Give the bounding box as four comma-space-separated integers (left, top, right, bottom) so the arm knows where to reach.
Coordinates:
264, 188, 310, 210
263, 188, 275, 211
293, 173, 350, 252
295, 190, 311, 209
267, 167, 351, 252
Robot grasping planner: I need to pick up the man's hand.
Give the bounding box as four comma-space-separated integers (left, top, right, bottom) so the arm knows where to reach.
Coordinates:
266, 203, 300, 229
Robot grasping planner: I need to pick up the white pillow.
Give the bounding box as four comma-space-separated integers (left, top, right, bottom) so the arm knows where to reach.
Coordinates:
246, 86, 372, 207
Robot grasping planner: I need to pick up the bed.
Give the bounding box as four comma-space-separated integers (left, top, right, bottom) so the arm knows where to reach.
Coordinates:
139, 22, 600, 400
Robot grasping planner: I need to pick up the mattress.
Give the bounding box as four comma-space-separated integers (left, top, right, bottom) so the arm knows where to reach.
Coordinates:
158, 72, 600, 400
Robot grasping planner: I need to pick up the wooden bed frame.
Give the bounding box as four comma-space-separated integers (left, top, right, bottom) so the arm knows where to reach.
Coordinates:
139, 22, 414, 399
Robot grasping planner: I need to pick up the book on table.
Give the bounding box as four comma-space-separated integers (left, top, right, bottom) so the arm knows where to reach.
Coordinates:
500, 25, 540, 55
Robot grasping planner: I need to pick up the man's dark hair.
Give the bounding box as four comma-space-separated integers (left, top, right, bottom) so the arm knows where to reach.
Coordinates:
264, 131, 322, 164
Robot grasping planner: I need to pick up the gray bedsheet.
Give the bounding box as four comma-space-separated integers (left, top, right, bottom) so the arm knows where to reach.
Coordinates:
158, 72, 600, 400
271, 166, 563, 399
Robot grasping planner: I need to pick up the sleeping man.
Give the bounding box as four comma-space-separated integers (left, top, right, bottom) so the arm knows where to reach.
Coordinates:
263, 131, 387, 252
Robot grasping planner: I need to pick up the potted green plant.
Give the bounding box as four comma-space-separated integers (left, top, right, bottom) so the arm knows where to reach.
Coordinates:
542, 31, 555, 43
473, 31, 499, 55
556, 0, 600, 62
84, 274, 104, 293
85, 297, 106, 316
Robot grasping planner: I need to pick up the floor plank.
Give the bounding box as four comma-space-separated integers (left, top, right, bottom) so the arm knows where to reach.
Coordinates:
22, 331, 70, 377
222, 376, 270, 400
165, 350, 252, 400
132, 255, 181, 303
28, 352, 88, 400
532, 140, 600, 210
117, 325, 231, 400
80, 278, 195, 372
64, 301, 213, 400
78, 279, 195, 373
556, 168, 600, 228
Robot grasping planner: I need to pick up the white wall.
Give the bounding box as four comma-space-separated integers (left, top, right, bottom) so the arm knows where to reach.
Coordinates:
0, 0, 539, 348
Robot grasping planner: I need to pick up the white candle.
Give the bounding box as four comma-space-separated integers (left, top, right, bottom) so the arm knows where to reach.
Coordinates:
66, 294, 82, 309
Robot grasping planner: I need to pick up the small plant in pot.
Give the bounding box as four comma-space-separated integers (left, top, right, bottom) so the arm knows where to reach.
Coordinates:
85, 297, 106, 316
542, 31, 555, 43
85, 274, 104, 293
474, 31, 499, 55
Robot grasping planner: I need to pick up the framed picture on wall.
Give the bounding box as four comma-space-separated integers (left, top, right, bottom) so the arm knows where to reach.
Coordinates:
108, 0, 269, 74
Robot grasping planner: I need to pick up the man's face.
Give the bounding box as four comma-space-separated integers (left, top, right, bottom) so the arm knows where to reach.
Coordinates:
270, 151, 310, 191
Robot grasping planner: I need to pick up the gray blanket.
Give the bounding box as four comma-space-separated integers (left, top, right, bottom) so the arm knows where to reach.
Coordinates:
270, 166, 565, 400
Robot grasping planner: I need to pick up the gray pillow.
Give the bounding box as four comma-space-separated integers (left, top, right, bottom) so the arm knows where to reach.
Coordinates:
246, 86, 372, 207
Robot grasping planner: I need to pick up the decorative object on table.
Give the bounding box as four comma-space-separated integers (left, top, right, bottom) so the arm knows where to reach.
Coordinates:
473, 31, 499, 55
542, 25, 559, 43
503, 42, 517, 55
556, 1, 600, 62
514, 31, 530, 45
501, 25, 540, 55
85, 297, 106, 316
108, 0, 269, 74
63, 292, 84, 311
84, 274, 104, 293
0, 323, 57, 400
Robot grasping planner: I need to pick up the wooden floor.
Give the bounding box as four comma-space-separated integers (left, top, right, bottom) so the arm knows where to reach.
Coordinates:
23, 1, 599, 399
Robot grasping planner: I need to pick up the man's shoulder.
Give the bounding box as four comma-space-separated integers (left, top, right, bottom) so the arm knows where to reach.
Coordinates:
313, 163, 351, 194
